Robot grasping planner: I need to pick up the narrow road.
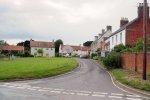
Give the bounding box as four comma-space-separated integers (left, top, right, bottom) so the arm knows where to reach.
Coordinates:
0, 59, 144, 100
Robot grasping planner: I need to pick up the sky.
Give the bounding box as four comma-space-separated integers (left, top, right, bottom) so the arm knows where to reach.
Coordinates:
0, 0, 148, 45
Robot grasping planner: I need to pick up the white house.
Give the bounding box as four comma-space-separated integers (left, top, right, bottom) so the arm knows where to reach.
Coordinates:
90, 25, 112, 54
30, 41, 55, 57
59, 45, 90, 56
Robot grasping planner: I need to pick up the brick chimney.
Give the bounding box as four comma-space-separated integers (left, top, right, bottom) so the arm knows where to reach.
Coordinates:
94, 36, 98, 41
120, 17, 129, 27
106, 25, 112, 31
102, 29, 105, 34
138, 3, 149, 19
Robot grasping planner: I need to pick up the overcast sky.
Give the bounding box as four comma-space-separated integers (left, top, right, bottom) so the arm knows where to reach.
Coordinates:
0, 0, 148, 45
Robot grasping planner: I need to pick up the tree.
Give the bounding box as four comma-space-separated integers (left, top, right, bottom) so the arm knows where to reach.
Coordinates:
37, 49, 43, 56
83, 41, 93, 47
55, 39, 63, 54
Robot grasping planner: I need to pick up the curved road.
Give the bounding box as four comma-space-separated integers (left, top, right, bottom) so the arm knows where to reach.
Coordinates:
0, 59, 144, 100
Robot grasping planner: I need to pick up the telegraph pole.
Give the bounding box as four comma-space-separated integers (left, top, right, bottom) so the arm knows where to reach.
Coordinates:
143, 0, 148, 80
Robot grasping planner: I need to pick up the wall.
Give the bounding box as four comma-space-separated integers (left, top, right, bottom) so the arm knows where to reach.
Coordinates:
121, 53, 150, 73
126, 18, 150, 46
31, 47, 55, 57
110, 30, 126, 50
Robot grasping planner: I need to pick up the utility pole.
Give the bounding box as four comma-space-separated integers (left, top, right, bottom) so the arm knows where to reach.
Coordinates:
143, 0, 147, 80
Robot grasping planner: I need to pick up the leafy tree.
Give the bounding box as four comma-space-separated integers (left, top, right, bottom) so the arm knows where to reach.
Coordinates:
55, 39, 63, 54
113, 44, 126, 52
83, 41, 93, 47
37, 49, 43, 56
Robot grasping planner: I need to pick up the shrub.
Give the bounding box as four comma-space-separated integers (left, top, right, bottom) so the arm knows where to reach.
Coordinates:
91, 53, 97, 59
113, 44, 126, 52
102, 51, 121, 69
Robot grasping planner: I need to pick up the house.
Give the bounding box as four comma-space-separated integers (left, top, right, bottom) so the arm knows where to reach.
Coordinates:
30, 41, 55, 57
0, 46, 24, 53
59, 45, 90, 57
106, 3, 150, 51
90, 25, 112, 54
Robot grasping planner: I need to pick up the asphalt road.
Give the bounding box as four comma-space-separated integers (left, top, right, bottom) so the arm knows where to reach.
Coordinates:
0, 59, 145, 100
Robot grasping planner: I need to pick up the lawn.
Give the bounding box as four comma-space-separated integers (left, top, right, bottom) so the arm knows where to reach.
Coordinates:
112, 69, 150, 92
0, 57, 78, 81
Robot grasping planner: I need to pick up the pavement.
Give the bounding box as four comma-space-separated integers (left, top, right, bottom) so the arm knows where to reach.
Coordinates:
0, 59, 148, 100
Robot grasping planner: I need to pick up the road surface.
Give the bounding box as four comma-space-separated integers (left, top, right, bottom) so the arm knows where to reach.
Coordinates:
0, 59, 145, 100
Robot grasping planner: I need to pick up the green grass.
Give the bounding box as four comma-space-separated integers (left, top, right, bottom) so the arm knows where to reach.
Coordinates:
112, 69, 150, 92
0, 57, 78, 81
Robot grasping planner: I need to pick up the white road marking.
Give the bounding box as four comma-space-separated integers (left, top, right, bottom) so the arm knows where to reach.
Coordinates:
27, 88, 37, 91
16, 87, 26, 89
38, 89, 48, 92
109, 96, 123, 99
50, 91, 61, 94
111, 93, 124, 96
32, 87, 41, 89
62, 92, 75, 95
127, 98, 142, 100
77, 93, 89, 96
127, 95, 141, 98
79, 91, 92, 94
54, 89, 64, 91
92, 94, 105, 97
93, 92, 106, 94
7, 86, 16, 88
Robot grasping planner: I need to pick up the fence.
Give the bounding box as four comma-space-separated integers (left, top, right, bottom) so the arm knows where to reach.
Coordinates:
121, 53, 150, 73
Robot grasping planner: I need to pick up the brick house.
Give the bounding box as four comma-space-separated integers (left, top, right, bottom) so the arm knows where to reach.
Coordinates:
107, 3, 150, 51
30, 41, 55, 57
59, 45, 90, 56
0, 46, 24, 54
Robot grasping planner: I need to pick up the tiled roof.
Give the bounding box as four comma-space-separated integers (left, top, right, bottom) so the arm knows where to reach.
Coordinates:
30, 41, 55, 48
109, 18, 138, 38
62, 45, 90, 51
0, 46, 24, 51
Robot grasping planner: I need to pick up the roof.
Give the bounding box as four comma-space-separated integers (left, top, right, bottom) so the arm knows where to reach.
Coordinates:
61, 45, 90, 51
109, 18, 138, 38
0, 46, 24, 51
30, 41, 55, 48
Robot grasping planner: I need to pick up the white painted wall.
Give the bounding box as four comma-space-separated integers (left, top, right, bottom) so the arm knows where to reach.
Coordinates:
110, 29, 126, 50
31, 47, 55, 57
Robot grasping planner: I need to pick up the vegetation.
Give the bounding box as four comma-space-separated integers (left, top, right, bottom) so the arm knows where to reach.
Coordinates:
55, 39, 63, 57
83, 41, 93, 47
102, 51, 121, 69
37, 49, 43, 56
112, 69, 150, 92
0, 57, 78, 81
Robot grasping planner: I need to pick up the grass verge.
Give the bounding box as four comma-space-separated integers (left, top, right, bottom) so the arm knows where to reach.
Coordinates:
112, 69, 150, 92
98, 61, 150, 92
0, 57, 78, 81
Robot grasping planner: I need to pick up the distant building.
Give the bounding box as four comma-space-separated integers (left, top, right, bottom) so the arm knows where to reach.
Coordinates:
90, 25, 112, 54
59, 45, 90, 56
0, 46, 24, 53
30, 41, 55, 57
106, 3, 150, 51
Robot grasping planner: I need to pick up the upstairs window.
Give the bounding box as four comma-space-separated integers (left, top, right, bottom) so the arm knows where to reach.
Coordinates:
120, 32, 122, 43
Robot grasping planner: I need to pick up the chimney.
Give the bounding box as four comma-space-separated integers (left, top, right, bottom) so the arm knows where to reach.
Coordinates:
106, 25, 112, 31
138, 3, 149, 18
120, 17, 129, 27
94, 36, 98, 41
102, 29, 105, 34
98, 33, 103, 38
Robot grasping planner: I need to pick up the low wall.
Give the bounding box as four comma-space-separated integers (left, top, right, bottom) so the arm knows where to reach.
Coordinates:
121, 53, 150, 73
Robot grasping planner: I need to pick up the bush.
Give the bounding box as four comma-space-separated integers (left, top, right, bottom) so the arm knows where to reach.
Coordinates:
91, 53, 97, 59
113, 44, 126, 52
102, 51, 121, 69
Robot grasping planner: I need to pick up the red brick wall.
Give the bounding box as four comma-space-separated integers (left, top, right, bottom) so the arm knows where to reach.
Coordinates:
121, 53, 150, 73
126, 18, 150, 46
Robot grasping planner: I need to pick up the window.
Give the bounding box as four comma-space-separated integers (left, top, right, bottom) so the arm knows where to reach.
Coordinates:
116, 35, 118, 44
112, 37, 114, 45
51, 48, 53, 50
120, 32, 122, 43
35, 48, 37, 50
46, 48, 49, 50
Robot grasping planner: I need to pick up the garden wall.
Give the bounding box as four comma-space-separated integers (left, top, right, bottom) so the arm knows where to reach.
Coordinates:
121, 53, 150, 73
